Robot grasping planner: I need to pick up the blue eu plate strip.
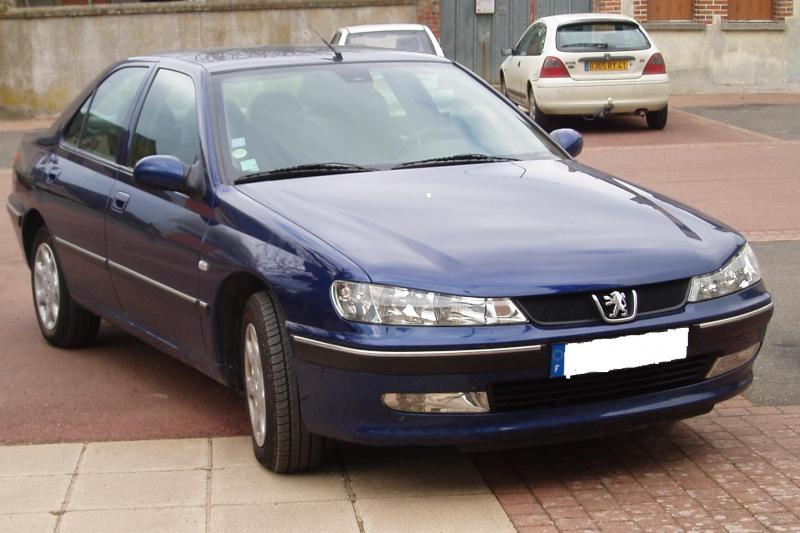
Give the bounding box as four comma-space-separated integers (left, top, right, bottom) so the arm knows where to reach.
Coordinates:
550, 344, 565, 378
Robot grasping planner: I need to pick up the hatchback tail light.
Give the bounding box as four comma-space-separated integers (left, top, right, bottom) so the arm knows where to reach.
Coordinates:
540, 56, 571, 78
643, 53, 667, 75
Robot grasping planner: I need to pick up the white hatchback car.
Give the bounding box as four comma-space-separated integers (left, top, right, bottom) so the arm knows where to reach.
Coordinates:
500, 14, 670, 130
331, 23, 445, 57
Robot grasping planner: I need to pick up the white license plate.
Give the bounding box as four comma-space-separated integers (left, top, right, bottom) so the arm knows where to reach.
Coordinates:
550, 328, 689, 379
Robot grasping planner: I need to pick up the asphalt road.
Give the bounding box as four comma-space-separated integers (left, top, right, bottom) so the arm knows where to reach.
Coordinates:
749, 241, 800, 405
0, 97, 798, 444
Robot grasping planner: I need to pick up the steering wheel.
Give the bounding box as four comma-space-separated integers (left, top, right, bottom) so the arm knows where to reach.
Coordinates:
393, 127, 462, 159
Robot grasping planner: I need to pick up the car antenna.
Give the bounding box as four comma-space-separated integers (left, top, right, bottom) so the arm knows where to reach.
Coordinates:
298, 14, 343, 62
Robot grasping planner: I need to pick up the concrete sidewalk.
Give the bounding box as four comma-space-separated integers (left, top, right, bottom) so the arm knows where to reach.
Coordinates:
0, 438, 513, 533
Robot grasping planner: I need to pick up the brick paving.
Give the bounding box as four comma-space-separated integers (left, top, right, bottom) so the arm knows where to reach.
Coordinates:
474, 396, 800, 532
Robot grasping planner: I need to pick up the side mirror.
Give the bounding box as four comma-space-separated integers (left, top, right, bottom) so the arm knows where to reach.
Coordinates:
133, 155, 189, 192
550, 128, 584, 158
501, 47, 514, 57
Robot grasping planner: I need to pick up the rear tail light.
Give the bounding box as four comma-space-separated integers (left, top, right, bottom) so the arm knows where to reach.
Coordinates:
540, 56, 571, 78
643, 53, 667, 75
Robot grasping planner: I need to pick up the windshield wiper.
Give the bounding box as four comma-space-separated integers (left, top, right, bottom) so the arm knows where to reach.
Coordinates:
392, 153, 519, 170
234, 162, 378, 184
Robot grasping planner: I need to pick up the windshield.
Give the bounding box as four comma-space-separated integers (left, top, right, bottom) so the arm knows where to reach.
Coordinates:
556, 22, 650, 52
346, 30, 436, 55
213, 62, 559, 181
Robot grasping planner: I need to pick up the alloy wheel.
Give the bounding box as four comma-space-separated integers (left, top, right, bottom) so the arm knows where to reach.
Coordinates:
244, 323, 267, 447
33, 243, 60, 332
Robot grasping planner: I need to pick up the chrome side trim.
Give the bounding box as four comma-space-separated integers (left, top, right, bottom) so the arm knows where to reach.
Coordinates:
6, 201, 23, 219
53, 235, 208, 309
696, 302, 774, 329
54, 236, 106, 264
292, 335, 543, 357
108, 260, 207, 308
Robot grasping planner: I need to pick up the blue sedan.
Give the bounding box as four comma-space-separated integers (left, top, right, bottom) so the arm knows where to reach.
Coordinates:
7, 46, 773, 472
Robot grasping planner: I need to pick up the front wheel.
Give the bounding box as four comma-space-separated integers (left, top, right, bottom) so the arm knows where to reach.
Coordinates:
646, 105, 668, 130
30, 227, 100, 348
242, 291, 323, 473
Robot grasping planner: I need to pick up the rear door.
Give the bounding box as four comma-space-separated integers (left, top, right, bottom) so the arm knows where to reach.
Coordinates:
517, 23, 548, 96
105, 67, 210, 362
45, 65, 150, 315
505, 23, 539, 101
554, 20, 653, 81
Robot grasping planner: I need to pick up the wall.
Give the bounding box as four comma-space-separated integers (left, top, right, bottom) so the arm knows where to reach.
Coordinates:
0, 0, 416, 117
632, 0, 800, 93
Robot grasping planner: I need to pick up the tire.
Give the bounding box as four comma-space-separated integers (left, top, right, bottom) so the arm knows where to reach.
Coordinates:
646, 105, 668, 130
528, 87, 551, 131
242, 291, 323, 473
30, 227, 100, 348
500, 74, 508, 98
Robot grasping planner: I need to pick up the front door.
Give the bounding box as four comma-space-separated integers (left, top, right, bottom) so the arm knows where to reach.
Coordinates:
105, 68, 210, 361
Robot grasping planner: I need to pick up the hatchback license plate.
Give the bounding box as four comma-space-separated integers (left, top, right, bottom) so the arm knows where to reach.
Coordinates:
550, 328, 689, 379
587, 60, 628, 72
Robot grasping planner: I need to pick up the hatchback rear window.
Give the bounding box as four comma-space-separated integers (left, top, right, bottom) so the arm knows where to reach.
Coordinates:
346, 30, 436, 55
556, 22, 650, 52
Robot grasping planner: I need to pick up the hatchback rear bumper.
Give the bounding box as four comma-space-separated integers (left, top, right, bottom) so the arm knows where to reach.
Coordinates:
534, 75, 670, 115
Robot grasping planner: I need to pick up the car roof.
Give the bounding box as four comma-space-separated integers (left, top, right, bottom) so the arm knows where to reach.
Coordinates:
339, 23, 430, 34
537, 13, 639, 25
129, 44, 449, 73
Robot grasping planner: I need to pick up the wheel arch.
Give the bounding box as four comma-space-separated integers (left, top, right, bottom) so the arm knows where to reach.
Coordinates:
212, 270, 273, 392
21, 209, 46, 267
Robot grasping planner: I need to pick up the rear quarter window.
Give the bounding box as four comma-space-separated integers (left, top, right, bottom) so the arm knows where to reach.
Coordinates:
556, 22, 650, 52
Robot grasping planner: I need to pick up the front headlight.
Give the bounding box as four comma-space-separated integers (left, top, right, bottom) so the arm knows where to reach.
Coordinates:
688, 244, 761, 302
331, 281, 527, 326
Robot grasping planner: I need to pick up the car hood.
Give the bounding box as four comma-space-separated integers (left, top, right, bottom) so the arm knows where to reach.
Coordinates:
237, 159, 743, 296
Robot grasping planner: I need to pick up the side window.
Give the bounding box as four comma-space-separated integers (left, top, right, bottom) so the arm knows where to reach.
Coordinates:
332, 31, 342, 44
515, 25, 537, 56
63, 96, 90, 146
79, 67, 148, 162
130, 69, 199, 167
526, 25, 546, 56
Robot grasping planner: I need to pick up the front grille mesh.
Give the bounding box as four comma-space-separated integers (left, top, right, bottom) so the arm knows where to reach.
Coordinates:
489, 354, 716, 413
516, 279, 689, 326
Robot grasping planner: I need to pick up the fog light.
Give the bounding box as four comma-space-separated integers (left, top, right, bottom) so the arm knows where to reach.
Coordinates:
382, 392, 490, 413
707, 343, 761, 378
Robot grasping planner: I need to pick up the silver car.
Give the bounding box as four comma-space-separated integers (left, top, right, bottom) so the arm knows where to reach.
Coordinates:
332, 23, 445, 57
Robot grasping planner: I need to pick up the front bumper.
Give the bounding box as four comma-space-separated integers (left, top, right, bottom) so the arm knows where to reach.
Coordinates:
534, 75, 670, 115
290, 289, 771, 447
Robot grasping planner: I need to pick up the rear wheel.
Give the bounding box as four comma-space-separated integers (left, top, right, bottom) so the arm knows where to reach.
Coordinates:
646, 105, 668, 130
242, 291, 323, 473
30, 227, 100, 348
528, 87, 551, 131
500, 74, 508, 98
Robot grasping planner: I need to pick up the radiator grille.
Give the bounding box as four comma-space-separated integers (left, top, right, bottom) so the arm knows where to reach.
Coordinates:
489, 354, 716, 413
516, 279, 689, 326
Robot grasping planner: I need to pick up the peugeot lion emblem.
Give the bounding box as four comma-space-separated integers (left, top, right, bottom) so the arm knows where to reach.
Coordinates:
591, 289, 638, 324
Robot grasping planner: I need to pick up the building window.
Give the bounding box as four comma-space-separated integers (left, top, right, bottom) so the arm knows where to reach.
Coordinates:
647, 0, 693, 20
728, 0, 773, 20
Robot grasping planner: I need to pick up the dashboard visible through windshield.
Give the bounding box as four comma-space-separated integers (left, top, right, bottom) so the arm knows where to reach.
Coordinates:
213, 61, 559, 182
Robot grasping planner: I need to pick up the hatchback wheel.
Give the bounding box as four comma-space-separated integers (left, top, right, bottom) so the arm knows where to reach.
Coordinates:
528, 88, 551, 131
646, 105, 668, 130
31, 227, 100, 348
242, 291, 323, 473
500, 74, 508, 97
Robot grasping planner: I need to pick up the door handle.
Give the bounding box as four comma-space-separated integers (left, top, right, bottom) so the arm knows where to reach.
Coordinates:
110, 191, 130, 213
45, 165, 61, 180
